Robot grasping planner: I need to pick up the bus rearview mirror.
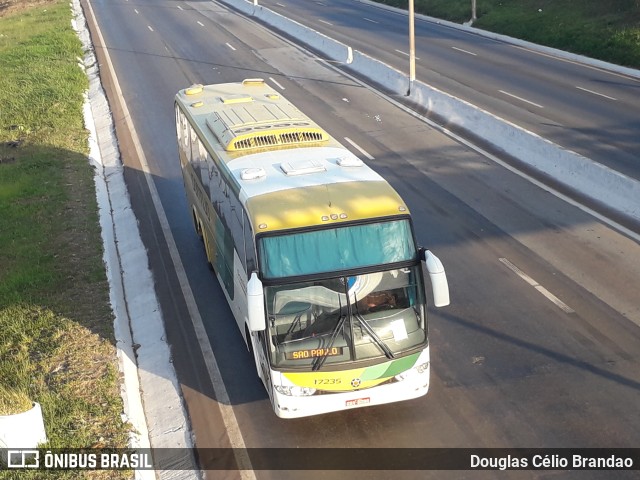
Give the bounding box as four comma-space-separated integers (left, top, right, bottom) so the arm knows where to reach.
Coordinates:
422, 249, 450, 307
247, 272, 266, 331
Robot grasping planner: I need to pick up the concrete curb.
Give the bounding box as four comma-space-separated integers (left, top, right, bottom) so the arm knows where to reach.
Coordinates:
72, 1, 198, 478
0, 402, 47, 449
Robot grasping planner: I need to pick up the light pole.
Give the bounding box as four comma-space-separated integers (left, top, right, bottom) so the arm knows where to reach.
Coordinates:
408, 0, 416, 95
472, 0, 477, 21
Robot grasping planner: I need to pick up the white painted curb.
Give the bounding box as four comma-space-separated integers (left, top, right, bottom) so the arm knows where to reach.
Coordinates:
0, 402, 47, 449
72, 1, 199, 478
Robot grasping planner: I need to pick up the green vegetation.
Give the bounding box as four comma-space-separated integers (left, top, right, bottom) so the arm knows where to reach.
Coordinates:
375, 0, 640, 69
0, 0, 130, 477
0, 384, 33, 416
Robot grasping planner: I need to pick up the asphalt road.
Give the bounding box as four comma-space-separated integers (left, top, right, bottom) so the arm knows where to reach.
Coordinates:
84, 0, 640, 478
256, 0, 640, 181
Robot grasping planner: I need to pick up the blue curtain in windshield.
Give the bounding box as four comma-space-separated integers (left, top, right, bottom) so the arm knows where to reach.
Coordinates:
259, 220, 416, 278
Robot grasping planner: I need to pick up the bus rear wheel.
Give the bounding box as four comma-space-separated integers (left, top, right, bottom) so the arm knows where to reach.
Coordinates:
245, 326, 261, 380
192, 210, 203, 241
201, 229, 215, 272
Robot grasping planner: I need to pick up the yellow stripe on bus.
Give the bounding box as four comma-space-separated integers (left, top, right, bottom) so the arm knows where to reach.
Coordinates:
283, 370, 389, 392
247, 181, 408, 232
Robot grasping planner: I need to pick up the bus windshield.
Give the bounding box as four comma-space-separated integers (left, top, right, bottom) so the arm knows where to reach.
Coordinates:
257, 219, 417, 279
265, 265, 427, 370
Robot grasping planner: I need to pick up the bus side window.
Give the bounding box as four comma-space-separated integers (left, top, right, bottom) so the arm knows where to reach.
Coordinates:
206, 153, 219, 220
190, 127, 199, 166
230, 195, 244, 268
244, 215, 256, 274
176, 108, 189, 153
175, 107, 181, 141
183, 118, 189, 152
210, 159, 225, 217
198, 142, 210, 196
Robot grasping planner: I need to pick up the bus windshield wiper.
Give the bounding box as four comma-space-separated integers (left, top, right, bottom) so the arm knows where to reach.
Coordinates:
312, 313, 347, 371
354, 313, 395, 360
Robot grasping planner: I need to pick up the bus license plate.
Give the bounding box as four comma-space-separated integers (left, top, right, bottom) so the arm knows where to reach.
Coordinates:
346, 397, 370, 407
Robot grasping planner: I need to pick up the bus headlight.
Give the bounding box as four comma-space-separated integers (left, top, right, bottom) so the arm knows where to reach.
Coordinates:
395, 361, 430, 382
274, 385, 316, 396
416, 361, 430, 374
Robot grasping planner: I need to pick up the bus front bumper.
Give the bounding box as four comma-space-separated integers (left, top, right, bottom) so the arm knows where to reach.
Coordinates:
271, 364, 430, 419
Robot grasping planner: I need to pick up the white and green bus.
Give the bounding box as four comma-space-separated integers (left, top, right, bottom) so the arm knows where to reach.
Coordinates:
175, 79, 450, 418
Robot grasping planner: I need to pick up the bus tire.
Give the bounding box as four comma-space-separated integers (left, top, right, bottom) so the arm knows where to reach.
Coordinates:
245, 326, 260, 380
192, 209, 203, 240
245, 326, 253, 355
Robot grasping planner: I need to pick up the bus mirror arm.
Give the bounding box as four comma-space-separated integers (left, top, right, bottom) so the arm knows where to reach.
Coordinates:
247, 272, 266, 331
419, 248, 450, 308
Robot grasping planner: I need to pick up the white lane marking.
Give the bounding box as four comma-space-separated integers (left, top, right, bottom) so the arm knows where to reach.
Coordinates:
84, 0, 255, 475
364, 17, 379, 24
534, 285, 576, 314
269, 77, 285, 90
499, 258, 538, 287
499, 258, 575, 314
344, 137, 375, 160
226, 42, 236, 51
395, 49, 420, 60
134, 8, 139, 14
451, 46, 477, 56
318, 19, 333, 26
147, 25, 153, 32
177, 5, 183, 10
276, 2, 286, 6
197, 21, 204, 27
499, 89, 544, 108
575, 86, 617, 101
510, 44, 640, 83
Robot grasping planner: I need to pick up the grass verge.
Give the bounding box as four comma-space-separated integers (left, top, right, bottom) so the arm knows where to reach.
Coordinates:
374, 0, 640, 69
0, 0, 130, 477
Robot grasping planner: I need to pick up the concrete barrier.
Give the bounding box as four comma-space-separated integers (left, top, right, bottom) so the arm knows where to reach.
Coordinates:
357, 0, 640, 81
216, 0, 640, 225
408, 82, 640, 222
350, 49, 408, 94
233, 0, 352, 64
231, 0, 254, 15
0, 402, 47, 449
